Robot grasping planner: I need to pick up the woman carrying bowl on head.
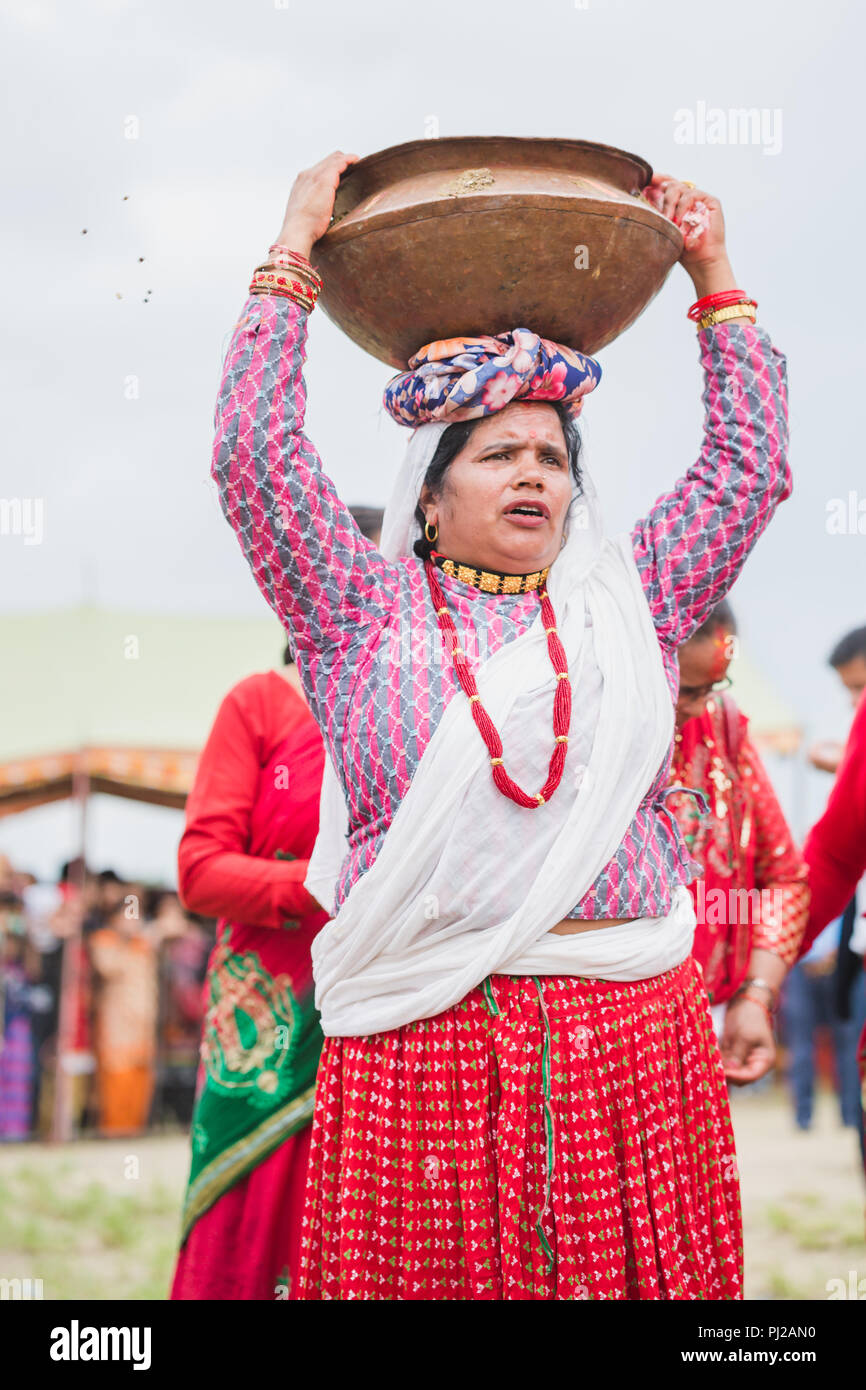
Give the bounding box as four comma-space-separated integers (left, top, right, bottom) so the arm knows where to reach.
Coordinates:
211, 151, 789, 1300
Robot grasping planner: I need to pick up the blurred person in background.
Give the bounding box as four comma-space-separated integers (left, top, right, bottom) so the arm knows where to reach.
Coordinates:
171, 505, 382, 1302
781, 913, 865, 1132
808, 624, 866, 775
89, 892, 185, 1137
0, 856, 37, 1140
667, 602, 809, 1084
808, 624, 866, 973
18, 876, 62, 1133
95, 868, 128, 922
33, 859, 100, 1136
802, 623, 866, 1141
798, 679, 866, 1169
148, 889, 212, 1127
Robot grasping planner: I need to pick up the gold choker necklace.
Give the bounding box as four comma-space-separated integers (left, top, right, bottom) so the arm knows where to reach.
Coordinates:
432, 552, 550, 596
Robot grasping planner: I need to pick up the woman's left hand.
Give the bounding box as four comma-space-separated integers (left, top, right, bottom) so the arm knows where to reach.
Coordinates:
643, 172, 725, 261
643, 173, 741, 300
719, 995, 776, 1085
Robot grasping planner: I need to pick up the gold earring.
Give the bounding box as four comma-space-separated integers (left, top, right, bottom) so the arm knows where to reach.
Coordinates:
424, 519, 438, 543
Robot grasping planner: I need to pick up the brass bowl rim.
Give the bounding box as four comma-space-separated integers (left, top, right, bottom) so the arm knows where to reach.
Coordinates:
330, 135, 655, 204
316, 195, 683, 255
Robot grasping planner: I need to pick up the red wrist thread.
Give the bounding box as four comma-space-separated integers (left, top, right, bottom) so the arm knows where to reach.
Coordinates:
733, 990, 775, 1028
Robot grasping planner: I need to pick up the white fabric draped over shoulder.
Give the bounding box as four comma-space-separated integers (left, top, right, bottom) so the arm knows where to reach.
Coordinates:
305, 422, 692, 1037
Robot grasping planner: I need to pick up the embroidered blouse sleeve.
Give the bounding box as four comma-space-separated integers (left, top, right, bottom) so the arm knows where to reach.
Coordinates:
740, 730, 809, 965
801, 695, 866, 956
177, 680, 319, 928
632, 323, 790, 645
211, 293, 398, 702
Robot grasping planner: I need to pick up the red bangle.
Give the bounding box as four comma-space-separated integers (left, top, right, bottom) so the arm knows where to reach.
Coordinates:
688, 290, 756, 322
688, 289, 747, 316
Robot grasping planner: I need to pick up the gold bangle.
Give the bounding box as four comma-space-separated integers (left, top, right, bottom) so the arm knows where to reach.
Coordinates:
254, 259, 323, 293
249, 289, 318, 311
248, 269, 320, 310
251, 262, 321, 285
698, 303, 756, 329
250, 268, 318, 295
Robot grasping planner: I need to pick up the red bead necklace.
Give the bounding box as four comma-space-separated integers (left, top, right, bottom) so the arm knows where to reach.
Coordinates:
425, 559, 572, 808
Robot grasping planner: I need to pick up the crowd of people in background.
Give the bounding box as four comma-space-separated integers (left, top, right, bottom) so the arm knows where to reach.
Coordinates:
0, 854, 213, 1142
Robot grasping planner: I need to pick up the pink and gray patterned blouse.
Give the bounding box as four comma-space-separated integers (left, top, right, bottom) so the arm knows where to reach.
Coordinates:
213, 294, 789, 921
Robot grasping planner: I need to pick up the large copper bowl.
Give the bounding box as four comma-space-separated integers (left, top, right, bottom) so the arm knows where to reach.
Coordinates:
310, 137, 683, 368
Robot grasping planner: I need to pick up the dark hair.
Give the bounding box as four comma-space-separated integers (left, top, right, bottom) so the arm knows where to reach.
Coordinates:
142, 886, 177, 920
59, 857, 87, 884
412, 403, 583, 561
689, 600, 737, 643
348, 505, 385, 543
829, 624, 866, 669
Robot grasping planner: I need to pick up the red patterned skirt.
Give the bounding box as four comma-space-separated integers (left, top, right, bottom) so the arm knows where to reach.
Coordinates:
297, 957, 742, 1300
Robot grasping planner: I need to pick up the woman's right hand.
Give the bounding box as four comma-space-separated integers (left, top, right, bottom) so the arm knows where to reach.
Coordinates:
719, 995, 777, 1085
275, 150, 360, 259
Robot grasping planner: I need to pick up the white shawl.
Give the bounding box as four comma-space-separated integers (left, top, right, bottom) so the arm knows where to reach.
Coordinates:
305, 424, 677, 1037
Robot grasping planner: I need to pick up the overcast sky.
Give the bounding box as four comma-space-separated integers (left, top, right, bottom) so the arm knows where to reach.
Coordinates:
2, 0, 864, 881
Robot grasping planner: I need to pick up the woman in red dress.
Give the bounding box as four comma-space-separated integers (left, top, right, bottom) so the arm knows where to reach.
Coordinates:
169, 657, 327, 1299
171, 501, 380, 1300
668, 601, 809, 1083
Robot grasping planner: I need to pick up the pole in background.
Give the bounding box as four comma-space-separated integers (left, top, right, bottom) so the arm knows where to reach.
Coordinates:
50, 758, 89, 1144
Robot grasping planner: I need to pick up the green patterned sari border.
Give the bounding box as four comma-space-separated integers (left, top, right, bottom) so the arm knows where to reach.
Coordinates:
180, 1084, 316, 1243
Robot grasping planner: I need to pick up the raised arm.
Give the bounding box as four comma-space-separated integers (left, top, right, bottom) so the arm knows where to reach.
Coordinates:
212, 153, 399, 694
632, 177, 790, 646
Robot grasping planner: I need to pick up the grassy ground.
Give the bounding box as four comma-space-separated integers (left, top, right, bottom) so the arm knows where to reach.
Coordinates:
733, 1085, 864, 1300
0, 1133, 188, 1300
0, 1085, 862, 1300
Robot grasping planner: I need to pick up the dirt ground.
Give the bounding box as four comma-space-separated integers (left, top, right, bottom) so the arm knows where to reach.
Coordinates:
733, 1085, 864, 1299
0, 1084, 862, 1300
